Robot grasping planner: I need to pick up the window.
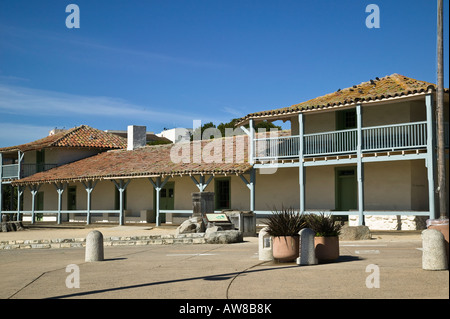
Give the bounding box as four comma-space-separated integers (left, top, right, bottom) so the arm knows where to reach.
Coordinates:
215, 178, 230, 210
337, 109, 356, 130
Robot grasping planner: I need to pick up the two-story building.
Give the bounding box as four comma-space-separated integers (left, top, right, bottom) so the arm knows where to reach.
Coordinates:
2, 74, 448, 230
0, 125, 127, 221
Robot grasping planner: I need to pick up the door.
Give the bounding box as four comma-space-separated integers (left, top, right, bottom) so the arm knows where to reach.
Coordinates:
215, 178, 230, 210
155, 182, 174, 223
36, 150, 45, 173
335, 167, 357, 211
67, 186, 77, 210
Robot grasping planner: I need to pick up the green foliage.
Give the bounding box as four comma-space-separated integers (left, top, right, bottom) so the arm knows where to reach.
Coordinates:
146, 140, 172, 146
306, 213, 342, 237
265, 207, 307, 237
190, 118, 282, 141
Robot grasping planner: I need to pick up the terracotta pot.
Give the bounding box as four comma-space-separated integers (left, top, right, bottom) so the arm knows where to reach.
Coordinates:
314, 236, 339, 262
272, 236, 299, 262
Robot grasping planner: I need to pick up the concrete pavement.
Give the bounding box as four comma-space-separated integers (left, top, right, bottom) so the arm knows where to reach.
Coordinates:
0, 226, 448, 303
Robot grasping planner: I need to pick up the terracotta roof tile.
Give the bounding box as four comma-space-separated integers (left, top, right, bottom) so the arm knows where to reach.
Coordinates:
238, 73, 449, 125
11, 134, 259, 185
0, 125, 127, 153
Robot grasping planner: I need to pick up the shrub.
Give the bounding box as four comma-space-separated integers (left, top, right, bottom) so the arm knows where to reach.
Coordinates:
306, 213, 342, 237
265, 207, 306, 237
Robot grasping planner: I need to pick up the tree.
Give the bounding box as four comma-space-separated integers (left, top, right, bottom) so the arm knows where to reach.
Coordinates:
191, 118, 282, 141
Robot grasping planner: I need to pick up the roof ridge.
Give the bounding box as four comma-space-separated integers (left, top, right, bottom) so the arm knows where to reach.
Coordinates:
49, 124, 86, 147
390, 73, 419, 91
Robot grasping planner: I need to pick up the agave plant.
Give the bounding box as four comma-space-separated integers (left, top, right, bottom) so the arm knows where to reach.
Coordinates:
265, 207, 306, 237
306, 213, 342, 237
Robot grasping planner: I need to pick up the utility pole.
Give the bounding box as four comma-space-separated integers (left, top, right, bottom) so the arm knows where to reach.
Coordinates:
436, 0, 447, 219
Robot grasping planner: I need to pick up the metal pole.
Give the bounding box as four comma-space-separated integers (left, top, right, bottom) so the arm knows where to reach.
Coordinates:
436, 0, 447, 218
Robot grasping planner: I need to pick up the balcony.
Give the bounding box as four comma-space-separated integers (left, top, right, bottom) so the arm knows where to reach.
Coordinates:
1, 163, 57, 180
254, 121, 447, 161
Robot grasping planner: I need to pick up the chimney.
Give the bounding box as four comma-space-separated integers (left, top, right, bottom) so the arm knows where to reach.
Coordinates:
127, 125, 147, 150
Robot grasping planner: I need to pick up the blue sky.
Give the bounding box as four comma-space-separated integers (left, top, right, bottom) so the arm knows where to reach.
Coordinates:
0, 0, 448, 147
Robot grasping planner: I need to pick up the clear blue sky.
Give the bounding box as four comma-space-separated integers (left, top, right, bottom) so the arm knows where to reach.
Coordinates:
0, 0, 448, 147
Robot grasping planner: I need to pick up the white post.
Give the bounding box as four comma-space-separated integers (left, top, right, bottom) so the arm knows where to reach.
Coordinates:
148, 176, 169, 226
299, 113, 305, 214
425, 94, 436, 219
356, 104, 364, 225
54, 182, 67, 224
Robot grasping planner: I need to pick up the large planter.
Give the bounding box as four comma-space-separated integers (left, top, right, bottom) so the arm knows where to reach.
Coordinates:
314, 236, 339, 262
272, 236, 300, 262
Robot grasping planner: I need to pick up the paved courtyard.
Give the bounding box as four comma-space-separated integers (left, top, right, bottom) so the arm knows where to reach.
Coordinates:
0, 226, 448, 305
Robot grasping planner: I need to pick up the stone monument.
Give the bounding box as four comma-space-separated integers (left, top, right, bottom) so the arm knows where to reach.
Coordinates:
192, 192, 214, 217
258, 227, 273, 261
296, 228, 317, 266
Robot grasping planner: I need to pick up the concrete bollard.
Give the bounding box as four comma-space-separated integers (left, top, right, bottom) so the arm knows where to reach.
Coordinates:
422, 229, 448, 271
258, 227, 273, 261
296, 228, 318, 266
85, 230, 104, 262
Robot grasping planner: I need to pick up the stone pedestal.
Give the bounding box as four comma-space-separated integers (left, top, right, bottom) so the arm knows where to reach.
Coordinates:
427, 218, 449, 263
192, 192, 214, 217
422, 229, 448, 271
296, 228, 317, 265
85, 230, 104, 262
225, 211, 256, 237
258, 227, 273, 261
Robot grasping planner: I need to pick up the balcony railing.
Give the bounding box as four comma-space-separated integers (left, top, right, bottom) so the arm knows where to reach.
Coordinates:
304, 128, 357, 157
254, 135, 300, 159
1, 163, 57, 180
1, 164, 19, 179
362, 121, 427, 152
254, 121, 435, 161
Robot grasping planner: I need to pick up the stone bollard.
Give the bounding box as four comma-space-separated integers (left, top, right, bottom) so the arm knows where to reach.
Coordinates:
296, 228, 318, 266
427, 218, 449, 263
258, 227, 273, 261
85, 230, 104, 262
422, 229, 448, 271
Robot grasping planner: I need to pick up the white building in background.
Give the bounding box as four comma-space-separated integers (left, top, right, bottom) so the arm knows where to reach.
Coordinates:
157, 128, 192, 143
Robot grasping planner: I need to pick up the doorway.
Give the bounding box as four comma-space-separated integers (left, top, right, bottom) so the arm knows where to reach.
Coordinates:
335, 167, 357, 211
154, 182, 174, 223
215, 178, 230, 210
67, 186, 76, 210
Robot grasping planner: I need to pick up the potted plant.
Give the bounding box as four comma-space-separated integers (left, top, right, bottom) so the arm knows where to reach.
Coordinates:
265, 207, 306, 262
306, 213, 342, 263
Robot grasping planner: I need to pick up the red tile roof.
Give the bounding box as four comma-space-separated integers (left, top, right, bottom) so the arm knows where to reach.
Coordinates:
11, 134, 255, 185
237, 73, 449, 125
0, 125, 127, 153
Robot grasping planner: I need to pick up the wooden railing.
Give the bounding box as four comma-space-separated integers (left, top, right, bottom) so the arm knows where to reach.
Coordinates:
254, 121, 432, 160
